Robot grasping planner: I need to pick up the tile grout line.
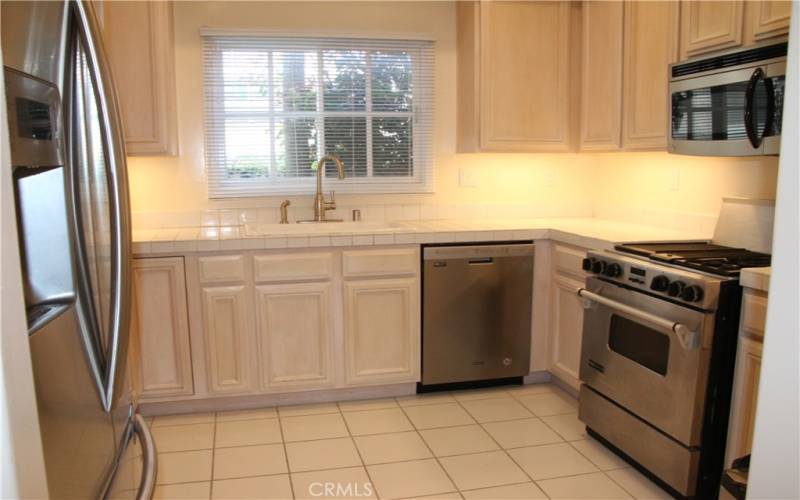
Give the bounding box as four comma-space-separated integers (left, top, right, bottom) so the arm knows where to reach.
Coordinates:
448, 391, 554, 500
209, 411, 218, 499
275, 409, 297, 500
394, 395, 465, 499
337, 401, 380, 500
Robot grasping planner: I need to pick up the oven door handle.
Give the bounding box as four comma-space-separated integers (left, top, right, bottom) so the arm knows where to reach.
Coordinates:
577, 288, 700, 350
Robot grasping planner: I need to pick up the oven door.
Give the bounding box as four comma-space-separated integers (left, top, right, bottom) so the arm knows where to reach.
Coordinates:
579, 277, 715, 447
669, 61, 785, 156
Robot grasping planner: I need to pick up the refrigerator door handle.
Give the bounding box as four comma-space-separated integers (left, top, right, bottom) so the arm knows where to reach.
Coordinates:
133, 414, 157, 500
70, 0, 132, 412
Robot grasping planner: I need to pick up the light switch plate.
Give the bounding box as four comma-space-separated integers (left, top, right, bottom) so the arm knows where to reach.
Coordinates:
459, 167, 479, 187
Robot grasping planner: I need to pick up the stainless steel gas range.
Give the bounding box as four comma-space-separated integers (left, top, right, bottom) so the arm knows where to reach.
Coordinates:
576, 242, 770, 499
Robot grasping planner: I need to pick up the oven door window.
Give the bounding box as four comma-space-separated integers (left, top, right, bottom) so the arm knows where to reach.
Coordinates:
608, 315, 670, 376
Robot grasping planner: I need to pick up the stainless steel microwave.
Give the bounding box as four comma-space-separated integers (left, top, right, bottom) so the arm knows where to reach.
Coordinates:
669, 42, 786, 156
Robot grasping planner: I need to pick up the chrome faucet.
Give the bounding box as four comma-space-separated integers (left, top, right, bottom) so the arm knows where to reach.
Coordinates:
310, 154, 345, 222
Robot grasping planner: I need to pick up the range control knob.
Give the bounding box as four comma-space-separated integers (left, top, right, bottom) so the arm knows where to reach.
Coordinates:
680, 285, 704, 303
650, 275, 670, 292
581, 258, 593, 271
667, 280, 686, 297
591, 259, 607, 275
604, 263, 622, 278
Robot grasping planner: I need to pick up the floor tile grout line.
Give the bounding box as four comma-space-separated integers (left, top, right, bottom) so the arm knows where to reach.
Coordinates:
601, 469, 642, 500
209, 411, 217, 499
449, 394, 553, 500
339, 408, 379, 500
275, 405, 297, 500
395, 400, 465, 499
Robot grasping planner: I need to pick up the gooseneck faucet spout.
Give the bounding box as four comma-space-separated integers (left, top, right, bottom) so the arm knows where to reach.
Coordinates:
312, 154, 345, 222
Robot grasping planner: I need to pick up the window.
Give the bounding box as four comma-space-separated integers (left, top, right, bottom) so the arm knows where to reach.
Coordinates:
202, 33, 434, 198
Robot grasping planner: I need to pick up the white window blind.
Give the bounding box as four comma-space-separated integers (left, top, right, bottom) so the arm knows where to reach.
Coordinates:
202, 33, 435, 198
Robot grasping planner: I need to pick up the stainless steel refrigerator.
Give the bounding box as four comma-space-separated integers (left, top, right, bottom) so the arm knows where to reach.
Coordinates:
2, 1, 155, 498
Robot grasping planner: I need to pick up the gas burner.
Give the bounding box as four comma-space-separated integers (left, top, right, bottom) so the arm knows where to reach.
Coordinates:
615, 242, 771, 278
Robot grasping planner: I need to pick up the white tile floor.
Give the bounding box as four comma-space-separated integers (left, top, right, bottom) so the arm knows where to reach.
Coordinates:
146, 384, 672, 500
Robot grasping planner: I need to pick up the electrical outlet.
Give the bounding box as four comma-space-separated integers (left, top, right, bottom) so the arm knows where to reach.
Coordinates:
544, 169, 555, 188
669, 167, 680, 191
459, 167, 479, 187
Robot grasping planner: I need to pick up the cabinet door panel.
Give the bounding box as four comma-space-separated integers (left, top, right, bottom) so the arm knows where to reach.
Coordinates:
725, 337, 763, 466
102, 1, 177, 155
680, 1, 745, 60
580, 1, 624, 151
131, 257, 193, 398
622, 1, 679, 150
201, 285, 251, 394
745, 0, 792, 44
344, 278, 420, 385
256, 283, 333, 389
550, 274, 585, 390
479, 1, 571, 150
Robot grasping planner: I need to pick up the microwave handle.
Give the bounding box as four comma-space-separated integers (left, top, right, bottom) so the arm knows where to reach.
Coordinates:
744, 68, 776, 148
577, 288, 700, 350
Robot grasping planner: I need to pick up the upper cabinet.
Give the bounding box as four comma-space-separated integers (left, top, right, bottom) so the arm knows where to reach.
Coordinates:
101, 1, 178, 156
679, 0, 792, 60
457, 1, 578, 152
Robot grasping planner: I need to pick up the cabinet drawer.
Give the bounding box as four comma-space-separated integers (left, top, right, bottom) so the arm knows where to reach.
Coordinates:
741, 289, 768, 337
342, 248, 418, 278
198, 255, 245, 283
554, 244, 588, 277
254, 253, 333, 282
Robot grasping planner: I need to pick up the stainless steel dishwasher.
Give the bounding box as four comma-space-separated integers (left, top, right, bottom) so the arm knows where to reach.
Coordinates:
422, 243, 534, 387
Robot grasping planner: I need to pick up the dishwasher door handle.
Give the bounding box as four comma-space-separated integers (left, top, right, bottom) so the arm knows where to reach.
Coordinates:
468, 257, 494, 265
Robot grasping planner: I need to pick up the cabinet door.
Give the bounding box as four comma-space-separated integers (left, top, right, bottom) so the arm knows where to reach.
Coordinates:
479, 1, 572, 151
550, 274, 585, 390
725, 337, 763, 466
344, 278, 420, 385
622, 1, 679, 150
130, 258, 193, 398
255, 283, 334, 390
744, 1, 792, 45
201, 285, 252, 394
102, 1, 178, 155
680, 1, 745, 60
580, 1, 624, 151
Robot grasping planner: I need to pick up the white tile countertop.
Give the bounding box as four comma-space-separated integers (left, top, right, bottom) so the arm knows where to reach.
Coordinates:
740, 267, 771, 292
131, 217, 711, 255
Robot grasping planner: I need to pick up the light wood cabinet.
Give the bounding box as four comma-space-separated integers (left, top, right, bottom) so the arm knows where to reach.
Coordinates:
457, 1, 576, 152
622, 1, 679, 150
200, 285, 252, 394
744, 1, 792, 45
580, 1, 624, 151
130, 257, 193, 399
680, 1, 745, 60
550, 273, 585, 390
102, 1, 178, 155
255, 282, 334, 390
344, 277, 420, 385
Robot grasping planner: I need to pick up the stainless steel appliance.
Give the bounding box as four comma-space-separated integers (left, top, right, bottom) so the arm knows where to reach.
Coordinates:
3, 1, 155, 498
577, 242, 770, 499
422, 243, 534, 388
669, 42, 786, 156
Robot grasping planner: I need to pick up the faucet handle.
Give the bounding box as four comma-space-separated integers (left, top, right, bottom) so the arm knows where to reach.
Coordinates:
329, 190, 336, 203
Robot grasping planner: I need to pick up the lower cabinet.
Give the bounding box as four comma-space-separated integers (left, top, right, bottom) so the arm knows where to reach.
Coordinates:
130, 257, 193, 399
550, 273, 585, 389
344, 277, 420, 385
201, 285, 253, 395
255, 282, 334, 390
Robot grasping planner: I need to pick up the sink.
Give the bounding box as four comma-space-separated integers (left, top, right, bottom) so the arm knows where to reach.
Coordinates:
243, 221, 408, 237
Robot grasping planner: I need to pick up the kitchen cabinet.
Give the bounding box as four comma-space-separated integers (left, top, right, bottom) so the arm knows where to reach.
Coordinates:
621, 1, 680, 150
255, 282, 334, 390
457, 1, 577, 152
725, 288, 767, 467
130, 257, 193, 399
679, 1, 791, 61
200, 285, 253, 395
101, 1, 178, 155
548, 244, 589, 390
344, 278, 420, 385
580, 1, 624, 151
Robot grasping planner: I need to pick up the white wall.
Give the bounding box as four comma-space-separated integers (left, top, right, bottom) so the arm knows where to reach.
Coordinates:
0, 46, 49, 500
747, 5, 800, 499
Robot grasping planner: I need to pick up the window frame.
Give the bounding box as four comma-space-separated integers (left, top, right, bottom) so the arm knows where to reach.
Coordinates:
202, 34, 434, 198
